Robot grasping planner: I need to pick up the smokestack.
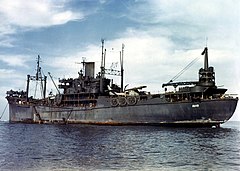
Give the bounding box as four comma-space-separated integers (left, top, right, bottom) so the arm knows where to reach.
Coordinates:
85, 62, 95, 78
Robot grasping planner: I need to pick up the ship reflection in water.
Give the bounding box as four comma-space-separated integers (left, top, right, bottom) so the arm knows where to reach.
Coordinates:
0, 122, 239, 170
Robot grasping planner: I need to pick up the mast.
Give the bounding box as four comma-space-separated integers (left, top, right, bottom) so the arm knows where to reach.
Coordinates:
35, 55, 44, 98
120, 44, 124, 92
101, 39, 105, 78
100, 39, 105, 93
104, 49, 106, 71
43, 75, 47, 99
36, 55, 42, 81
27, 55, 48, 99
99, 40, 125, 93
26, 75, 30, 102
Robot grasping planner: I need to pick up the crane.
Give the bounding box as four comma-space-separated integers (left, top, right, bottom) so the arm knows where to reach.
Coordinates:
48, 72, 60, 95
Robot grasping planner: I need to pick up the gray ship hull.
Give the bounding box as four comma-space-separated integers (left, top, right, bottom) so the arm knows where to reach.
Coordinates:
8, 97, 238, 127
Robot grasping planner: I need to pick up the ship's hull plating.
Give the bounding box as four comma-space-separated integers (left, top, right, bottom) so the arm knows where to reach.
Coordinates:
8, 98, 238, 127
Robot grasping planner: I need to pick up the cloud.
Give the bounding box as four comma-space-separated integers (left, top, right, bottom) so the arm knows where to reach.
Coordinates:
0, 69, 15, 78
41, 24, 238, 90
0, 0, 84, 47
44, 44, 102, 79
118, 1, 239, 96
0, 0, 83, 28
0, 36, 15, 47
0, 69, 26, 91
40, 28, 198, 90
128, 0, 239, 25
125, 0, 240, 50
0, 54, 31, 67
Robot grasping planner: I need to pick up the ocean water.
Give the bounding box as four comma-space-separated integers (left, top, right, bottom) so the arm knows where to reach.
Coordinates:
0, 121, 239, 171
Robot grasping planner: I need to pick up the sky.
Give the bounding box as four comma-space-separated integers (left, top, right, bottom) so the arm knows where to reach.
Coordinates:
0, 0, 239, 121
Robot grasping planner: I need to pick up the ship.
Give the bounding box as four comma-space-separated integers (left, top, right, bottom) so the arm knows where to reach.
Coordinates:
6, 40, 238, 127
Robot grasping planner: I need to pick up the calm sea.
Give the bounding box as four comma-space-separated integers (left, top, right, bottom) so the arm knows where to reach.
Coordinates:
0, 121, 239, 171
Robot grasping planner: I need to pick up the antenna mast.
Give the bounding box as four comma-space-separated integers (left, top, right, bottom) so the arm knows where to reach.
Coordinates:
101, 39, 105, 78
100, 39, 105, 94
120, 44, 124, 92
28, 55, 47, 99
36, 55, 41, 80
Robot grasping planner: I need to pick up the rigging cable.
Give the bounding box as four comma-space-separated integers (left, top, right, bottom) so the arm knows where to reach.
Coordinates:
169, 56, 200, 83
0, 103, 8, 120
